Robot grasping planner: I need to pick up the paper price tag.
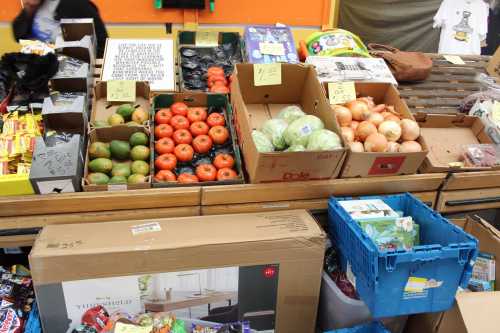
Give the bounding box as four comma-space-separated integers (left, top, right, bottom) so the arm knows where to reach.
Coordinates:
115, 322, 153, 333
107, 80, 136, 102
195, 30, 219, 47
444, 55, 466, 65
259, 42, 285, 56
254, 63, 282, 86
328, 82, 356, 105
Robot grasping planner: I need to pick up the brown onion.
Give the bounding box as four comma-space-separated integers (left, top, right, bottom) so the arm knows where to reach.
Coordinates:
400, 119, 421, 141
399, 141, 423, 153
347, 100, 371, 121
371, 104, 386, 113
334, 105, 353, 127
350, 120, 360, 131
387, 142, 401, 153
357, 97, 375, 109
381, 112, 401, 123
378, 121, 402, 142
356, 121, 378, 142
341, 127, 355, 143
350, 141, 365, 153
368, 113, 385, 128
364, 133, 388, 152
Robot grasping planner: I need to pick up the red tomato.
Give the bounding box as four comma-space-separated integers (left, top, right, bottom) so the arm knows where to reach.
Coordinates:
207, 66, 224, 77
195, 164, 217, 182
206, 113, 225, 127
154, 124, 173, 139
171, 102, 188, 116
154, 153, 177, 171
210, 85, 230, 94
208, 126, 230, 145
155, 109, 173, 125
178, 173, 199, 183
155, 137, 175, 154
190, 121, 209, 136
217, 168, 238, 181
170, 115, 190, 130
187, 107, 208, 123
213, 153, 235, 169
155, 170, 177, 182
207, 75, 228, 88
174, 144, 194, 162
192, 135, 213, 154
172, 129, 193, 145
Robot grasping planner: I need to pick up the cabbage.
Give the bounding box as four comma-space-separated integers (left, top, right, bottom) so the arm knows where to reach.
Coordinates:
284, 115, 324, 146
252, 130, 274, 153
261, 119, 288, 150
306, 129, 343, 151
285, 144, 306, 152
277, 105, 306, 124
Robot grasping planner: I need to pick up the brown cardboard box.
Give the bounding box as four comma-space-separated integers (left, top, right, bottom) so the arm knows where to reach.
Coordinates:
324, 83, 428, 178
415, 114, 499, 173
231, 63, 347, 183
83, 126, 152, 191
487, 47, 500, 81
30, 210, 326, 333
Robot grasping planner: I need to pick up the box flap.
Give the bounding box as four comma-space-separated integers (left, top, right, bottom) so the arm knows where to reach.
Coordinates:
456, 292, 500, 332
487, 47, 500, 80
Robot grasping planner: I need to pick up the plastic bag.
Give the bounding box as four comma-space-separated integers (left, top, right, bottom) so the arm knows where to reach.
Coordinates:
462, 144, 499, 167
358, 217, 420, 251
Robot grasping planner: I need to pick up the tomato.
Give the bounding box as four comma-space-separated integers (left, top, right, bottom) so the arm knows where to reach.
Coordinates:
190, 121, 209, 136
172, 129, 193, 145
171, 102, 188, 116
208, 126, 230, 145
206, 113, 226, 127
155, 153, 177, 171
174, 144, 194, 162
155, 137, 175, 154
213, 153, 235, 169
170, 115, 190, 130
155, 109, 173, 125
178, 173, 199, 183
207, 75, 228, 88
155, 169, 177, 182
217, 168, 238, 181
154, 124, 173, 139
187, 107, 208, 123
210, 85, 230, 94
207, 66, 224, 77
195, 164, 217, 182
192, 134, 213, 154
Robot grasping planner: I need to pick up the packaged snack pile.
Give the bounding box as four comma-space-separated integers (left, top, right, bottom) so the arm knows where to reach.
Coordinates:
191, 322, 250, 333
468, 252, 496, 292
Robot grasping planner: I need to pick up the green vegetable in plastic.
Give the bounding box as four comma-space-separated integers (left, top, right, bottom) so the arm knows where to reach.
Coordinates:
277, 105, 306, 124
284, 115, 324, 147
261, 119, 288, 150
306, 129, 342, 151
252, 130, 274, 153
285, 144, 306, 152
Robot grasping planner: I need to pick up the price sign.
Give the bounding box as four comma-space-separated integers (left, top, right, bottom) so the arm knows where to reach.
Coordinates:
444, 55, 466, 65
254, 63, 282, 86
259, 42, 285, 56
107, 80, 136, 102
195, 30, 219, 47
114, 322, 153, 333
328, 82, 356, 105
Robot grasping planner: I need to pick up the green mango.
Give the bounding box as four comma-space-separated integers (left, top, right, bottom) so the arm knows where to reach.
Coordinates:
109, 140, 131, 160
88, 158, 113, 174
89, 142, 111, 159
131, 160, 149, 175
87, 173, 110, 185
128, 174, 146, 184
129, 132, 149, 146
116, 104, 135, 120
111, 163, 131, 178
109, 175, 127, 184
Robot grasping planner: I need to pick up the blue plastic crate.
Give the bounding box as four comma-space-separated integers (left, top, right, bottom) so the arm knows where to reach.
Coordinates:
324, 321, 390, 333
328, 193, 478, 318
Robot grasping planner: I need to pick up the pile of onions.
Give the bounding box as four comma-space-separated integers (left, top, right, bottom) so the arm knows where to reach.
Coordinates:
341, 127, 355, 143
350, 141, 365, 153
400, 119, 420, 141
365, 133, 388, 152
378, 121, 402, 142
399, 141, 423, 153
356, 121, 377, 142
334, 105, 352, 127
346, 100, 371, 121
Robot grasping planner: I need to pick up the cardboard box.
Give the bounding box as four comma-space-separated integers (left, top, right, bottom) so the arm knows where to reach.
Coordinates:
416, 114, 499, 173
55, 35, 94, 65
231, 63, 347, 183
0, 174, 34, 196
50, 56, 92, 96
326, 83, 428, 178
59, 18, 97, 57
487, 46, 500, 81
42, 93, 88, 135
30, 210, 326, 333
29, 133, 85, 194
83, 126, 151, 192
90, 81, 151, 127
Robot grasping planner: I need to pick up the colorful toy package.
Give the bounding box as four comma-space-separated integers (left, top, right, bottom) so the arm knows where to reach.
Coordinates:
358, 217, 420, 251
191, 321, 251, 333
305, 29, 370, 58
243, 25, 299, 64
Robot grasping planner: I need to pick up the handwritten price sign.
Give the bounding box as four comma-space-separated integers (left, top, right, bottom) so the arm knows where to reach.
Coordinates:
107, 80, 136, 102
253, 63, 282, 86
195, 30, 219, 47
328, 82, 356, 105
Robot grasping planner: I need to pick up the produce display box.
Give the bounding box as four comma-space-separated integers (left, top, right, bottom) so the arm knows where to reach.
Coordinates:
50, 56, 92, 97
328, 193, 478, 318
243, 25, 299, 64
42, 93, 88, 135
82, 126, 152, 191
151, 93, 244, 187
415, 114, 500, 173
59, 18, 97, 58
231, 63, 347, 183
90, 81, 151, 128
325, 83, 428, 178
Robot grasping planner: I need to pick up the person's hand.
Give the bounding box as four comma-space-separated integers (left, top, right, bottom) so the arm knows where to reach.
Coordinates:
22, 0, 42, 16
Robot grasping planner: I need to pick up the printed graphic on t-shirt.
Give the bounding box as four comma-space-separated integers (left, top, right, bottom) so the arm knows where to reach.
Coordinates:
453, 11, 473, 42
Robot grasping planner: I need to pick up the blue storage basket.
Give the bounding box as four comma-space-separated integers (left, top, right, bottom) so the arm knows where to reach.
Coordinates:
328, 193, 478, 318
324, 321, 390, 333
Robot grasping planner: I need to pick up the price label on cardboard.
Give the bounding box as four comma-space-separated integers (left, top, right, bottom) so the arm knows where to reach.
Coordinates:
195, 30, 219, 47
444, 55, 466, 65
328, 82, 356, 105
107, 80, 136, 102
115, 323, 153, 333
259, 42, 285, 56
254, 63, 282, 86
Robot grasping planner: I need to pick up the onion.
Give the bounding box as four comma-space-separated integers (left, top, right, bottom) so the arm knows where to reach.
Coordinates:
400, 119, 421, 141
350, 141, 365, 153
387, 142, 401, 153
364, 133, 388, 152
378, 121, 402, 142
347, 100, 371, 121
334, 105, 353, 127
381, 112, 401, 123
341, 127, 355, 143
399, 141, 423, 153
371, 104, 386, 113
356, 121, 378, 142
357, 97, 375, 109
368, 113, 385, 128
350, 121, 360, 131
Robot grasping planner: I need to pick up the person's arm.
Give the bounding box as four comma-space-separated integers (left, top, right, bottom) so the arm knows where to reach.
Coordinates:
12, 9, 35, 41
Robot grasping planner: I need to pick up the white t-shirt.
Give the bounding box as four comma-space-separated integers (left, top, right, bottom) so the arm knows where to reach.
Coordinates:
433, 0, 489, 55
31, 0, 61, 43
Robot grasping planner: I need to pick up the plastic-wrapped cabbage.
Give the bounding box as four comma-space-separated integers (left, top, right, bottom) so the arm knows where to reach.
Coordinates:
252, 130, 274, 153
285, 145, 306, 152
277, 105, 306, 124
306, 129, 343, 151
261, 119, 288, 150
284, 115, 324, 146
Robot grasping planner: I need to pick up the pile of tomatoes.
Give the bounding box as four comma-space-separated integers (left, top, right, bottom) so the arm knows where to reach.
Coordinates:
207, 66, 230, 94
154, 101, 239, 184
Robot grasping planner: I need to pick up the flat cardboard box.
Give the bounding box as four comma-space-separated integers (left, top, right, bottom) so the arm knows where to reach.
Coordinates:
90, 81, 151, 127
30, 210, 326, 333
83, 126, 151, 191
415, 114, 499, 173
231, 63, 347, 183
42, 93, 88, 135
59, 18, 97, 56
326, 83, 428, 178
50, 56, 92, 96
55, 35, 95, 65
